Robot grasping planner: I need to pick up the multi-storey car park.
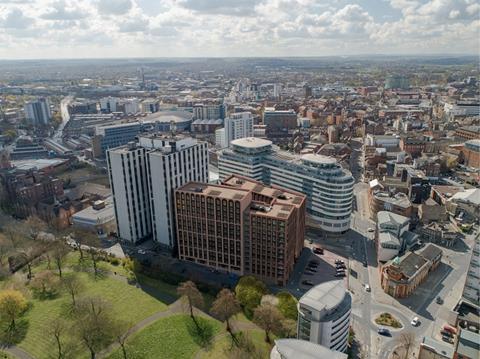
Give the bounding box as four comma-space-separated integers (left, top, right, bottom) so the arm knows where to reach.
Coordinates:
218, 137, 354, 233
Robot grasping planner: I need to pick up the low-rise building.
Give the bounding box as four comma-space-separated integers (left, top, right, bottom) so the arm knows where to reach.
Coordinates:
419, 222, 459, 247
376, 211, 418, 262
381, 244, 442, 298
454, 329, 480, 359
418, 336, 454, 359
370, 190, 413, 219
71, 197, 116, 237
418, 198, 447, 224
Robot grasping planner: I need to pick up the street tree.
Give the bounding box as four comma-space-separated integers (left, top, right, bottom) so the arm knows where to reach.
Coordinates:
252, 304, 283, 343
0, 290, 28, 331
112, 319, 132, 359
62, 273, 84, 308
177, 281, 204, 324
210, 288, 241, 335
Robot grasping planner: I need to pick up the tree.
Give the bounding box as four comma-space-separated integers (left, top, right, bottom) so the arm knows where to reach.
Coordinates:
177, 281, 204, 324
73, 230, 98, 261
0, 290, 28, 331
211, 289, 241, 335
62, 274, 84, 308
280, 318, 297, 338
17, 244, 42, 279
24, 216, 47, 241
2, 223, 22, 248
211, 289, 241, 336
112, 320, 132, 359
0, 234, 13, 267
235, 276, 267, 317
227, 332, 264, 359
75, 296, 115, 359
276, 292, 298, 320
252, 304, 283, 343
48, 318, 69, 359
30, 270, 59, 298
51, 241, 70, 277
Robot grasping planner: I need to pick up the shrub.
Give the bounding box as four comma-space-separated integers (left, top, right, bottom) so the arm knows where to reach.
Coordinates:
276, 291, 298, 320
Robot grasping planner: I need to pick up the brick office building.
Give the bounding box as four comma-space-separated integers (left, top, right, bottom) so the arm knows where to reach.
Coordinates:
175, 175, 306, 286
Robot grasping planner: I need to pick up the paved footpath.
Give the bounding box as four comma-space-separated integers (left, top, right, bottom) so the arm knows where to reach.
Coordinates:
1, 345, 35, 359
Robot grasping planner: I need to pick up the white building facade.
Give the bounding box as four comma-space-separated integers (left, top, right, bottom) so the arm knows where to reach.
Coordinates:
218, 138, 354, 233
107, 144, 151, 243
297, 281, 352, 353
463, 235, 480, 306
216, 112, 254, 148
24, 98, 52, 125
107, 135, 208, 248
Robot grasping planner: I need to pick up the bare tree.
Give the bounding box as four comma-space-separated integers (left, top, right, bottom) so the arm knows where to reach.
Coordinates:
17, 244, 42, 279
24, 215, 47, 241
30, 270, 59, 298
3, 223, 22, 248
51, 241, 70, 277
252, 304, 283, 343
0, 234, 13, 267
75, 296, 115, 359
210, 289, 241, 335
49, 318, 69, 359
73, 230, 98, 261
112, 320, 132, 359
177, 281, 204, 325
62, 273, 84, 308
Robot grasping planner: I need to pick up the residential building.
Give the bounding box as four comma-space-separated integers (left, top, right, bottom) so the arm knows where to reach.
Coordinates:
297, 280, 352, 353
270, 339, 347, 359
141, 99, 159, 113
365, 134, 400, 149
218, 137, 354, 233
24, 98, 52, 126
107, 134, 209, 247
107, 143, 151, 244
376, 211, 418, 262
263, 108, 297, 141
68, 100, 97, 115
380, 244, 442, 298
385, 75, 410, 89
462, 235, 479, 306
174, 175, 306, 285
215, 112, 254, 148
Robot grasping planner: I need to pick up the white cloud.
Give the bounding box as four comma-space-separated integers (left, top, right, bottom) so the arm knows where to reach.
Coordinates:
0, 0, 478, 58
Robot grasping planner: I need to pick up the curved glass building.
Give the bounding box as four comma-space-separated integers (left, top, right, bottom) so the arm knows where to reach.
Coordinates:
218, 137, 354, 233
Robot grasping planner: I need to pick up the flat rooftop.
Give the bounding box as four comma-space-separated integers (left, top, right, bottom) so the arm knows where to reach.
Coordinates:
177, 182, 250, 201
231, 137, 272, 148
299, 280, 347, 312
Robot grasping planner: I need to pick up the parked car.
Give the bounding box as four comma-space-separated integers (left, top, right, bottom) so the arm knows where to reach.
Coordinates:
377, 328, 391, 336
336, 264, 346, 269
367, 228, 375, 233
302, 280, 314, 286
313, 247, 324, 255
365, 284, 371, 292
303, 271, 313, 276
436, 296, 444, 304
440, 330, 453, 338
308, 262, 319, 268
411, 317, 419, 326
363, 261, 368, 267
442, 325, 457, 335
335, 259, 344, 264
335, 272, 346, 277
441, 336, 454, 344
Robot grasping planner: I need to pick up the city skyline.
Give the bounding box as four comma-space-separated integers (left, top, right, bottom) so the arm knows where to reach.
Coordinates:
0, 0, 479, 59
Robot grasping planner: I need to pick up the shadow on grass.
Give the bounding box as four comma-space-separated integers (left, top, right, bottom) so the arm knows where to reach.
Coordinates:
0, 319, 29, 345
185, 316, 215, 350
32, 290, 61, 301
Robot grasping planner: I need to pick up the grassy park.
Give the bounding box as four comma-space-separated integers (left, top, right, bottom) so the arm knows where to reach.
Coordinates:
0, 220, 298, 358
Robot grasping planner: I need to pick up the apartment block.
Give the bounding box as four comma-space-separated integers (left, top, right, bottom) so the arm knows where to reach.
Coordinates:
174, 175, 306, 286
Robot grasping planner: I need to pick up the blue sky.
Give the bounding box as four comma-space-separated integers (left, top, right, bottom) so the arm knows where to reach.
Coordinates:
0, 0, 478, 59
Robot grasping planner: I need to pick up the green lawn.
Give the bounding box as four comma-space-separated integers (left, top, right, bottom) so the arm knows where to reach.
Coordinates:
199, 329, 272, 359
17, 272, 167, 359
107, 314, 223, 359
0, 351, 14, 359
